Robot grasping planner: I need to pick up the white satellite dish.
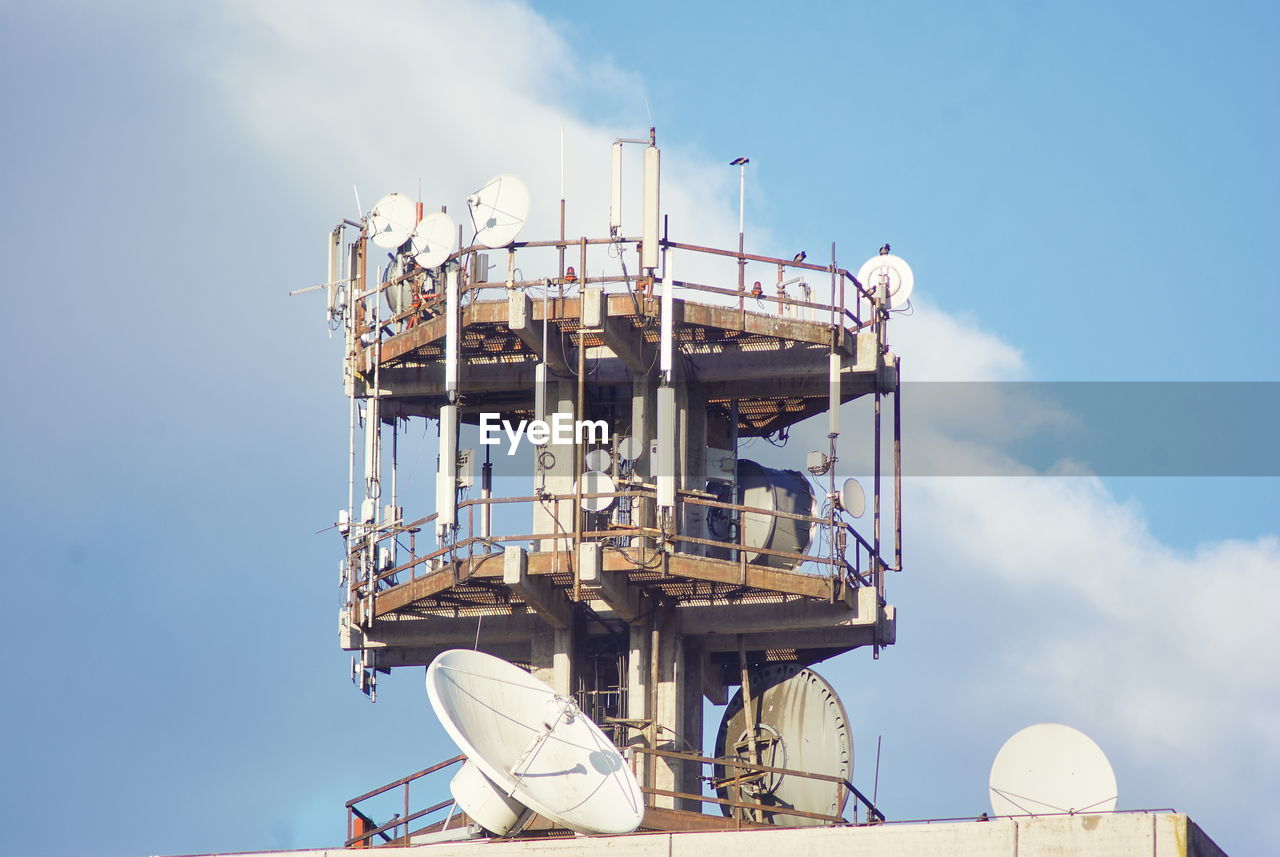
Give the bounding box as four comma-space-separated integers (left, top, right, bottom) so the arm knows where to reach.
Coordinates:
426, 649, 644, 836
410, 210, 456, 269
468, 174, 531, 248
585, 449, 613, 472
368, 192, 419, 250
576, 471, 617, 512
841, 477, 866, 519
856, 252, 914, 310
617, 437, 643, 462
989, 723, 1118, 817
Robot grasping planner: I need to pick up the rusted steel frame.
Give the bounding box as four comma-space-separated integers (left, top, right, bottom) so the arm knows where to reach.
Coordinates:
664, 530, 836, 567
346, 754, 465, 806
343, 798, 455, 848
673, 278, 840, 315
683, 495, 829, 526
640, 746, 848, 786
663, 239, 877, 304
848, 782, 886, 823
641, 787, 845, 824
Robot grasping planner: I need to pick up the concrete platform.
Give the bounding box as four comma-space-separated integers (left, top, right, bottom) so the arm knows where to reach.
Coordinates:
178, 812, 1227, 857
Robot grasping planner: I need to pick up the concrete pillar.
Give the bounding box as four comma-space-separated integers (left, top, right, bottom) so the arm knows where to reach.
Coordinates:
530, 625, 574, 697
534, 379, 578, 551
677, 384, 707, 555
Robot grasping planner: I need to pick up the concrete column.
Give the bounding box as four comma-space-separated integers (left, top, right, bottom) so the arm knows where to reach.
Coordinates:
530, 625, 574, 697
676, 384, 707, 555
533, 380, 578, 551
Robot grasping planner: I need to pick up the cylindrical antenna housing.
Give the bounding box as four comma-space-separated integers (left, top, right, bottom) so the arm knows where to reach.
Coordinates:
610, 141, 623, 236
642, 145, 661, 271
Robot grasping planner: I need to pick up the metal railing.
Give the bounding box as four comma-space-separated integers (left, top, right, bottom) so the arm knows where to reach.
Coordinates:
344, 754, 465, 848
343, 485, 886, 613
632, 746, 885, 827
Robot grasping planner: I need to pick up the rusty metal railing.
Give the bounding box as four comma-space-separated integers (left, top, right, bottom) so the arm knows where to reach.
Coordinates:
344, 754, 465, 848
631, 746, 885, 827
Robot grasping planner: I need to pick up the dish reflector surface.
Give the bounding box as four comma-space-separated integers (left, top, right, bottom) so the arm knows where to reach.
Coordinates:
989, 723, 1117, 816
841, 477, 866, 518
426, 649, 643, 835
468, 174, 530, 248
856, 253, 914, 310
411, 211, 456, 269
714, 663, 851, 825
575, 471, 617, 512
585, 449, 612, 472
368, 193, 419, 250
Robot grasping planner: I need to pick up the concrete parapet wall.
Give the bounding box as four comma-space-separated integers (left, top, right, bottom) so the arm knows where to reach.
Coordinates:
185, 813, 1226, 857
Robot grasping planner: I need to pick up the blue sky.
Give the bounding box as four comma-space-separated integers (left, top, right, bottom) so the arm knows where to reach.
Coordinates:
1, 1, 1277, 855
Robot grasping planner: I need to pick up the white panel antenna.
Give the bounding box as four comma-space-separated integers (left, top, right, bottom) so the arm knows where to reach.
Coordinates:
426, 649, 644, 836
467, 174, 531, 249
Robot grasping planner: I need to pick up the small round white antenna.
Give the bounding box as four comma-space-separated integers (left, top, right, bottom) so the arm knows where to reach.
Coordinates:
410, 211, 456, 269
989, 723, 1117, 817
617, 437, 643, 462
856, 253, 914, 310
368, 193, 419, 250
576, 471, 617, 512
467, 174, 530, 248
426, 650, 644, 836
585, 449, 612, 472
841, 477, 866, 518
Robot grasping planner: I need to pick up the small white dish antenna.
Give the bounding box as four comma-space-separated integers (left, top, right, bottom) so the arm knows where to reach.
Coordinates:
467, 174, 531, 248
989, 723, 1118, 817
368, 193, 419, 250
426, 650, 644, 836
856, 252, 914, 310
841, 477, 866, 518
576, 471, 617, 512
585, 449, 613, 472
617, 437, 643, 462
410, 210, 456, 269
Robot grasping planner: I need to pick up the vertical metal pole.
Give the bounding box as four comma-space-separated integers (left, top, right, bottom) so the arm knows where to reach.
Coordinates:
894, 360, 903, 571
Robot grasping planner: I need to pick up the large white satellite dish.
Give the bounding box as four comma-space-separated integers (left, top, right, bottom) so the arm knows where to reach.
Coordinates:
714, 663, 852, 825
410, 210, 456, 269
989, 723, 1118, 817
467, 174, 531, 248
856, 252, 914, 310
368, 192, 419, 250
426, 649, 644, 836
575, 471, 617, 512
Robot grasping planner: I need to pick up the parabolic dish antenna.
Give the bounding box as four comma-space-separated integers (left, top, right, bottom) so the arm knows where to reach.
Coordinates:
426, 650, 643, 836
368, 192, 419, 250
617, 437, 643, 462
714, 663, 852, 826
841, 477, 866, 519
856, 252, 914, 310
575, 470, 617, 512
467, 174, 531, 248
410, 210, 456, 269
585, 449, 613, 472
988, 723, 1117, 817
